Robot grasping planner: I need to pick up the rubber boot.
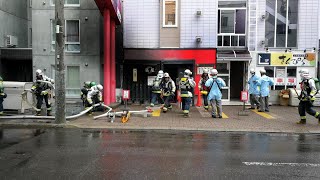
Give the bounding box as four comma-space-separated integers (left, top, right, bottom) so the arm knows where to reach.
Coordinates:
296, 119, 306, 124
36, 110, 41, 116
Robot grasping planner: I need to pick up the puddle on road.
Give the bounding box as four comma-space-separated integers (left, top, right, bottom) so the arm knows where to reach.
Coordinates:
0, 129, 46, 149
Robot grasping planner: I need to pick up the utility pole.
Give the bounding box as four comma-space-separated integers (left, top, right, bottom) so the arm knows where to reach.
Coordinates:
55, 0, 66, 124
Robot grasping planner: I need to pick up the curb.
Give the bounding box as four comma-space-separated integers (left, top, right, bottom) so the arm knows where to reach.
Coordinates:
0, 122, 78, 129
68, 124, 320, 134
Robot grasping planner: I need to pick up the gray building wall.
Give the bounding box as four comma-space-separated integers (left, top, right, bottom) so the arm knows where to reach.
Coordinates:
123, 0, 160, 48
0, 0, 29, 48
32, 0, 102, 98
180, 0, 217, 48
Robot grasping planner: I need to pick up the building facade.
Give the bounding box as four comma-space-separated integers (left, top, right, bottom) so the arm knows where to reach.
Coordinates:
123, 0, 320, 103
0, 0, 32, 81
32, 0, 103, 99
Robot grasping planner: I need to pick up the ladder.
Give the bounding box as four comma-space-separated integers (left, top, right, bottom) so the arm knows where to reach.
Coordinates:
248, 0, 258, 51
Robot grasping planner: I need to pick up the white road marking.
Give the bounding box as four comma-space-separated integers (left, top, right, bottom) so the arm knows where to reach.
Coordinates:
243, 162, 320, 167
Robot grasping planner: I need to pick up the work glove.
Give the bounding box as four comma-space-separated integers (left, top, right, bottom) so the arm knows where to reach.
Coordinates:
41, 91, 47, 95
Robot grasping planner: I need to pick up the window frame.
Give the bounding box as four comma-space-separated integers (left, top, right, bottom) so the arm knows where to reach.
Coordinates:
66, 65, 81, 98
65, 19, 81, 53
162, 0, 178, 28
265, 0, 298, 48
50, 0, 80, 7
51, 19, 81, 53
263, 66, 297, 90
217, 6, 247, 47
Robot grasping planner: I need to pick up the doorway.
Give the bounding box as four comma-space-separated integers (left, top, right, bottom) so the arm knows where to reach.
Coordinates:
230, 61, 245, 100
162, 60, 194, 103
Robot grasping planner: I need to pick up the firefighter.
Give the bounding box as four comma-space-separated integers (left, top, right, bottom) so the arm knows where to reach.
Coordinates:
81, 81, 94, 108
205, 69, 226, 118
179, 69, 196, 117
160, 73, 176, 112
31, 76, 52, 116
87, 84, 103, 115
35, 69, 55, 98
150, 70, 164, 107
0, 76, 7, 115
296, 69, 320, 124
35, 69, 55, 84
198, 69, 210, 111
248, 68, 260, 109
257, 69, 274, 112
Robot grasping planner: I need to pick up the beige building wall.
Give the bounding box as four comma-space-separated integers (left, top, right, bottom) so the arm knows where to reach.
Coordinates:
160, 0, 180, 47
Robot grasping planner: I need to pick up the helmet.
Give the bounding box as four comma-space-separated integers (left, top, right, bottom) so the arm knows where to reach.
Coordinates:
203, 69, 209, 74
157, 70, 164, 79
158, 70, 164, 75
84, 81, 91, 88
210, 69, 218, 76
90, 81, 96, 87
260, 69, 266, 74
36, 69, 42, 76
184, 69, 192, 76
97, 84, 103, 91
0, 76, 3, 81
300, 69, 310, 79
250, 68, 255, 74
163, 73, 170, 78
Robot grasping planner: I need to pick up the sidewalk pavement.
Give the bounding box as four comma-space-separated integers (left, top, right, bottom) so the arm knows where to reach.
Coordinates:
2, 104, 320, 133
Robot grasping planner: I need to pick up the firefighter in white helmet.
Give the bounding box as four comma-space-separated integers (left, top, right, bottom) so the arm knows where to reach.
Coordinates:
179, 69, 196, 117
160, 72, 176, 112
296, 69, 320, 124
150, 70, 164, 107
35, 69, 55, 85
198, 69, 210, 111
205, 69, 226, 118
87, 84, 103, 115
248, 68, 260, 109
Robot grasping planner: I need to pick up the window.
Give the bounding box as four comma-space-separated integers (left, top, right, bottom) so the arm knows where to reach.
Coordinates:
51, 0, 80, 6
263, 66, 297, 90
51, 19, 80, 52
66, 20, 80, 52
163, 0, 177, 27
265, 0, 298, 48
218, 1, 246, 47
67, 66, 80, 97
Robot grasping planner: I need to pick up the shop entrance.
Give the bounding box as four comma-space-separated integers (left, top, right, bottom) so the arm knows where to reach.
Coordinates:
162, 60, 194, 103
230, 61, 246, 100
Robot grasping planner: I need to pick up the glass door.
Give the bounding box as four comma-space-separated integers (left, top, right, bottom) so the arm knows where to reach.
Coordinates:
216, 62, 230, 101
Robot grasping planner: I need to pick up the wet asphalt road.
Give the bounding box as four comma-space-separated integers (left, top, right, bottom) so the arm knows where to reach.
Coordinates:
1, 129, 320, 180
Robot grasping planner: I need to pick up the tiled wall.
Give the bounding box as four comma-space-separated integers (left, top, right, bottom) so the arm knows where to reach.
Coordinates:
180, 0, 217, 48
123, 0, 160, 48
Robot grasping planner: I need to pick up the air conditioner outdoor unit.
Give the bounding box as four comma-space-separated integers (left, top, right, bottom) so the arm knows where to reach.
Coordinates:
6, 35, 18, 47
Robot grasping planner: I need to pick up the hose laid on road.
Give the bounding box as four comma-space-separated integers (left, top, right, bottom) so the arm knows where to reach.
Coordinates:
93, 104, 113, 120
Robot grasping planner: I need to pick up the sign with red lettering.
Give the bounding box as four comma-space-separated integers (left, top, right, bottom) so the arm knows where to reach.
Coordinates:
122, 90, 130, 100
240, 91, 248, 101
286, 78, 296, 85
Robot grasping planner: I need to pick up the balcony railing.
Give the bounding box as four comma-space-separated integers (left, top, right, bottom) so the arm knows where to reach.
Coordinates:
217, 34, 246, 47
